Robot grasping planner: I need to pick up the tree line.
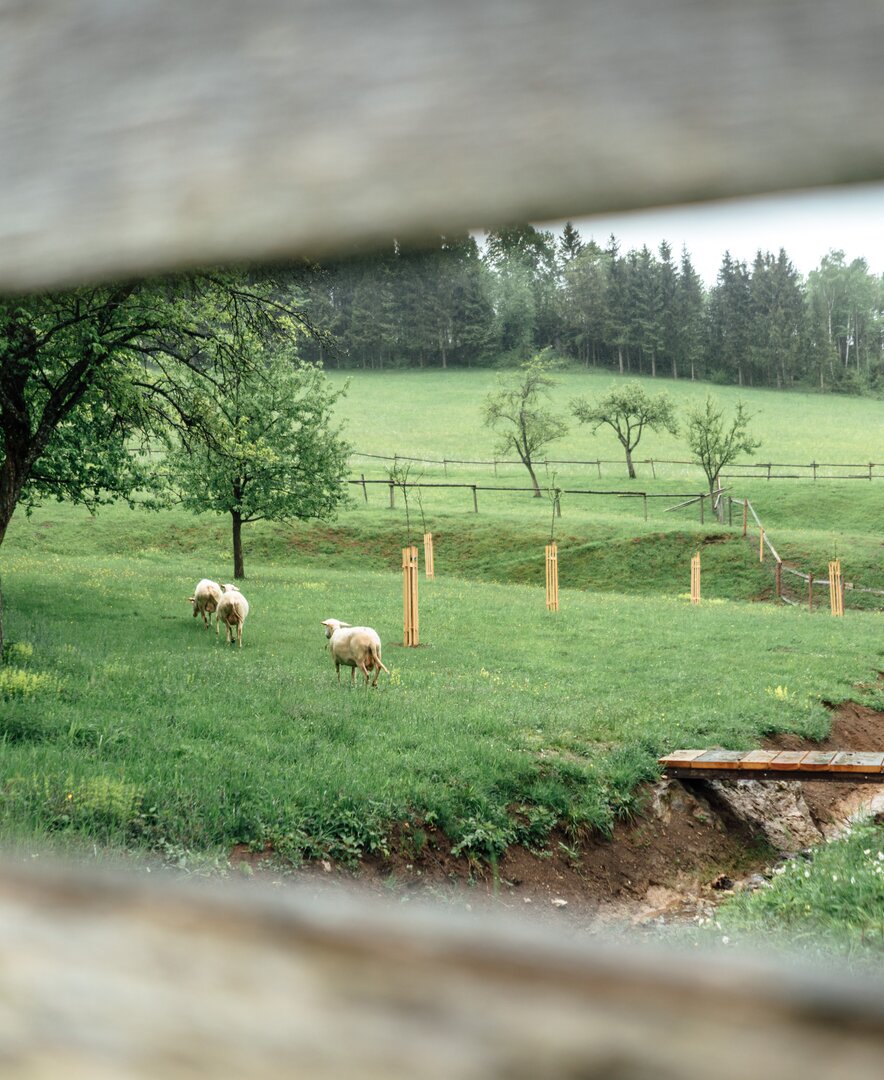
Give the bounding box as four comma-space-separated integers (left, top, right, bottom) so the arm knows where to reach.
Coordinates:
295, 225, 883, 394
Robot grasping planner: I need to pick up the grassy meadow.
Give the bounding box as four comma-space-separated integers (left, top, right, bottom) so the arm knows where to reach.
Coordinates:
1, 370, 882, 873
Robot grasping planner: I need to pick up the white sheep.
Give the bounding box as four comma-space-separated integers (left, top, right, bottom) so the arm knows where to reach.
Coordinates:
188, 578, 222, 629
321, 618, 389, 687
217, 584, 250, 648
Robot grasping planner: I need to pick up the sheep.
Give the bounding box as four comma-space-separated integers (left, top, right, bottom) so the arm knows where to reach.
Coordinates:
188, 578, 222, 629
217, 584, 250, 648
321, 618, 389, 687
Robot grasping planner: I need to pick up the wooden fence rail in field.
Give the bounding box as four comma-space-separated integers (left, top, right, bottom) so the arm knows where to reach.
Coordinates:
352, 452, 883, 481
732, 499, 884, 608
2, 861, 884, 1080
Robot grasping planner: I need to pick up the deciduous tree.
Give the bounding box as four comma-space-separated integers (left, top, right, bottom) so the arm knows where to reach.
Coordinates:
482, 355, 568, 496
571, 381, 678, 479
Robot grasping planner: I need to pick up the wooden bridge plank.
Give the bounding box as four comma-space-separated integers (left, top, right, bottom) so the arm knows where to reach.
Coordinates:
799, 752, 841, 771
740, 751, 780, 767
770, 751, 809, 770
829, 752, 884, 773
694, 751, 749, 767
659, 749, 706, 765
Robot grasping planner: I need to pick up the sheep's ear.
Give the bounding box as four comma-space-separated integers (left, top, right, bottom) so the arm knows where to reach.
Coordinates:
339, 622, 352, 628
187, 597, 195, 602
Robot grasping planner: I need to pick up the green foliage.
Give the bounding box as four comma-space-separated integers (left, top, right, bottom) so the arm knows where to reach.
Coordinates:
716, 823, 884, 968
0, 666, 58, 699
165, 352, 350, 577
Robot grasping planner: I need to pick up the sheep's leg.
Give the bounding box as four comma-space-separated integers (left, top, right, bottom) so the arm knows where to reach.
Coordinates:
336, 662, 341, 683
350, 665, 357, 687
237, 621, 243, 648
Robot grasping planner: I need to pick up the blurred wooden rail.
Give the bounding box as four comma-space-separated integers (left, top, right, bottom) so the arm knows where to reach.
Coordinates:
4, 2, 884, 1071
4, 1, 884, 291
2, 861, 884, 1079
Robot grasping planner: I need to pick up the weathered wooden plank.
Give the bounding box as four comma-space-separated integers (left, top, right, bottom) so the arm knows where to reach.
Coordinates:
659, 749, 707, 765
694, 750, 751, 767
770, 751, 810, 770
5, 1, 884, 290
799, 751, 841, 771
1, 860, 884, 1079
739, 750, 781, 769
829, 751, 884, 773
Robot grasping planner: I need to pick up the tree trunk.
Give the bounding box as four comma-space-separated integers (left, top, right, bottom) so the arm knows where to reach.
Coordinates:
625, 447, 636, 480
524, 460, 543, 497
232, 510, 245, 580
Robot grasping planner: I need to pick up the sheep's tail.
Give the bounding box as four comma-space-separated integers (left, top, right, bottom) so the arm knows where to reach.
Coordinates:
371, 643, 390, 675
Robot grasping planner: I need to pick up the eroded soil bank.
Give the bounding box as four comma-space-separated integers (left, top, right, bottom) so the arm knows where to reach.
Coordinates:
231, 703, 884, 933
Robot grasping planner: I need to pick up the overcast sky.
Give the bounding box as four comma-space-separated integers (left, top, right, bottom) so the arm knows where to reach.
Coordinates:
539, 182, 884, 286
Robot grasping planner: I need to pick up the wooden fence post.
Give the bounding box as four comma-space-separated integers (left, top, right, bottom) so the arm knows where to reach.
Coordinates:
775, 559, 782, 599
690, 552, 701, 606
388, 483, 395, 509
361, 473, 368, 502
423, 532, 435, 580
829, 560, 843, 617
808, 571, 814, 611
742, 499, 748, 538
472, 485, 478, 513
555, 489, 562, 518
699, 495, 704, 524
403, 545, 419, 644
759, 528, 765, 562
545, 542, 559, 612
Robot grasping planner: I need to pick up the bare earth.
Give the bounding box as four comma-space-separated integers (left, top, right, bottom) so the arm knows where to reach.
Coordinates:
230, 703, 884, 933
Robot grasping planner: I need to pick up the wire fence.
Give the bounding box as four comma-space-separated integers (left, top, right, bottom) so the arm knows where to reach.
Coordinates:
348, 477, 725, 522
351, 451, 883, 481
733, 497, 883, 610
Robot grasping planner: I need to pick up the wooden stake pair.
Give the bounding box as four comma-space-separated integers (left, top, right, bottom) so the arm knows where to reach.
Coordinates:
545, 542, 559, 612
402, 546, 419, 645
829, 559, 844, 617
690, 552, 701, 605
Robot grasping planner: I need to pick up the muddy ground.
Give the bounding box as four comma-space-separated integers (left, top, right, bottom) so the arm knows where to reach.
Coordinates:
230, 703, 884, 934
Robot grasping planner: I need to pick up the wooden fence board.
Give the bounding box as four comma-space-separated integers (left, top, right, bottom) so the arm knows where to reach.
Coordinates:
2, 860, 884, 1079
6, 2, 884, 290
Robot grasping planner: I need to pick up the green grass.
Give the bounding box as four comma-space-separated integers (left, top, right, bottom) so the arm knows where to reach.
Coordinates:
714, 822, 884, 970
1, 506, 881, 865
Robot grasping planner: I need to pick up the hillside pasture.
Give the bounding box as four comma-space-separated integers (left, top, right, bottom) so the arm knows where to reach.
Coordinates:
1, 505, 881, 864
0, 373, 881, 866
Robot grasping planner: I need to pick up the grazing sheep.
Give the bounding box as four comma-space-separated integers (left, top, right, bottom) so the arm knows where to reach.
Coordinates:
321, 618, 389, 687
217, 584, 250, 648
188, 578, 222, 629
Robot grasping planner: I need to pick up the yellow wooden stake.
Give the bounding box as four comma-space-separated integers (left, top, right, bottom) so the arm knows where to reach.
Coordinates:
690, 552, 701, 605
545, 542, 559, 612
423, 532, 435, 579
402, 545, 419, 645
828, 559, 843, 617
759, 528, 765, 562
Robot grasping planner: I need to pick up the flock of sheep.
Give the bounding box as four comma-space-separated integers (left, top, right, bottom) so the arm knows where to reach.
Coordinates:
188, 579, 389, 687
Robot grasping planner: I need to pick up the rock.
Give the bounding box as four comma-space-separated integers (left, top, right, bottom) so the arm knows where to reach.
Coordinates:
708, 779, 822, 852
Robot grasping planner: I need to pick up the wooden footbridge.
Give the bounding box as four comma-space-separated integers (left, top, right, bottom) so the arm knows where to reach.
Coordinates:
659, 749, 884, 783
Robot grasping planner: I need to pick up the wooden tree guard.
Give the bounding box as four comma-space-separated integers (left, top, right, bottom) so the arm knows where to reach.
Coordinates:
759, 527, 765, 561
829, 559, 844, 617
423, 532, 435, 579
690, 552, 701, 605
545, 542, 559, 612
402, 545, 419, 645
